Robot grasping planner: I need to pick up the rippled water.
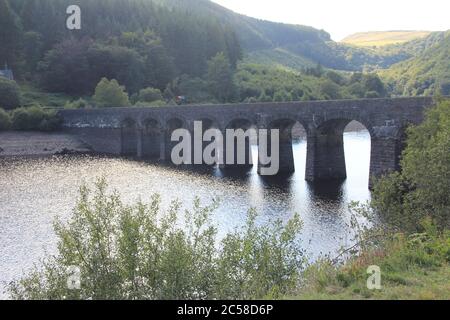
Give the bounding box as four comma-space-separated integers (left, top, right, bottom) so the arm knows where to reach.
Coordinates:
0, 131, 371, 298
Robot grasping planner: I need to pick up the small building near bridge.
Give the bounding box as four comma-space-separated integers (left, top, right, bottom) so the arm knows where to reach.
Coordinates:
0, 63, 14, 81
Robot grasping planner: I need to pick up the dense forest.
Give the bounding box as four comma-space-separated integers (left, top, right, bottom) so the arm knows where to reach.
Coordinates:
1, 0, 241, 92
0, 0, 448, 112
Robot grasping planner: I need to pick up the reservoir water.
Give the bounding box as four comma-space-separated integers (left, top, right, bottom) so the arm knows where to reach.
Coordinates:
0, 130, 371, 298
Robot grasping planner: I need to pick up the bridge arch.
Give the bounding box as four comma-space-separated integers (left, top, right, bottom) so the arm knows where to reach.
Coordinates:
260, 118, 307, 175
120, 118, 137, 156
142, 118, 162, 159
306, 116, 373, 181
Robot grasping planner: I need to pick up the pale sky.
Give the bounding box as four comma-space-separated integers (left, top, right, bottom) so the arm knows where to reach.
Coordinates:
211, 0, 450, 41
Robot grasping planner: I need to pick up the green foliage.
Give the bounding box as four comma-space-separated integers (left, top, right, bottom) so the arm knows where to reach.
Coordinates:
319, 80, 342, 100
167, 75, 214, 104
8, 179, 305, 300
372, 99, 450, 231
235, 63, 386, 102
0, 0, 22, 71
380, 31, 450, 96
93, 78, 130, 108
0, 78, 21, 110
207, 53, 237, 102
349, 72, 387, 98
134, 87, 164, 104
22, 31, 44, 74
20, 83, 73, 108
10, 105, 61, 131
86, 44, 145, 94
9, 0, 241, 90
297, 229, 450, 300
64, 99, 90, 110
0, 108, 11, 130
38, 38, 93, 95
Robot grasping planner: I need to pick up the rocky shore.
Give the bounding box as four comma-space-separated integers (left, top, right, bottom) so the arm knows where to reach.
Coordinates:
0, 131, 91, 157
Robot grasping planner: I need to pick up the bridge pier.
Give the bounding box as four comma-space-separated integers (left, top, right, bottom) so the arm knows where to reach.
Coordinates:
258, 127, 295, 175
120, 119, 138, 156
160, 139, 166, 161
305, 120, 348, 181
369, 130, 403, 186
136, 128, 143, 158
141, 120, 161, 160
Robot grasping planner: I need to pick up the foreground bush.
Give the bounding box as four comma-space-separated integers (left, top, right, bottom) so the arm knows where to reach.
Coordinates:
0, 108, 11, 130
371, 98, 450, 232
8, 179, 304, 300
10, 105, 61, 131
0, 78, 21, 110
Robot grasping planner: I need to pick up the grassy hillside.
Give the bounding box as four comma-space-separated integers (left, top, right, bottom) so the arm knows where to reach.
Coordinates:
158, 0, 405, 72
380, 31, 450, 96
342, 31, 432, 47
294, 231, 450, 300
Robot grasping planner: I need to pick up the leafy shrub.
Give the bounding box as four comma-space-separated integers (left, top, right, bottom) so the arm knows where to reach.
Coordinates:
93, 78, 130, 108
8, 179, 304, 300
365, 91, 381, 99
135, 87, 163, 104
0, 78, 21, 110
10, 106, 61, 131
0, 108, 11, 130
372, 99, 450, 231
64, 98, 90, 109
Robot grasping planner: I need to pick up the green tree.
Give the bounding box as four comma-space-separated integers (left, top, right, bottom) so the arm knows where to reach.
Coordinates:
0, 0, 22, 71
363, 74, 386, 97
320, 79, 342, 100
93, 78, 130, 108
207, 52, 237, 103
38, 39, 92, 95
22, 31, 44, 73
87, 44, 145, 94
8, 179, 304, 300
372, 99, 450, 231
136, 87, 163, 103
0, 78, 21, 110
10, 105, 60, 131
0, 108, 11, 130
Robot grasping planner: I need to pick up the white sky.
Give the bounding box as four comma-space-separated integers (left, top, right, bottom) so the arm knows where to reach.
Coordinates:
211, 0, 450, 41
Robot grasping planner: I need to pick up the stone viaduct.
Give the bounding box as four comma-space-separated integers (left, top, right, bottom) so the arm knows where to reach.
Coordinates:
58, 97, 437, 186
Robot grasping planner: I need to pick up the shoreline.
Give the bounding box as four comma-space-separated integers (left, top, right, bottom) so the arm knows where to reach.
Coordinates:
0, 123, 368, 158
0, 131, 92, 158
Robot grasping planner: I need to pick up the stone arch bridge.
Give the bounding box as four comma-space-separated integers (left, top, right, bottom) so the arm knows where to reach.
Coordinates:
59, 97, 437, 186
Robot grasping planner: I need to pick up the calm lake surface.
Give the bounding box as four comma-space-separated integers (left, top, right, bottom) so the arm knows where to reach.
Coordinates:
0, 131, 371, 298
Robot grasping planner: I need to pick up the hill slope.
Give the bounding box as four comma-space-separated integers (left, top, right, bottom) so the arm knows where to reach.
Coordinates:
342, 31, 432, 47
157, 0, 404, 71
380, 31, 450, 96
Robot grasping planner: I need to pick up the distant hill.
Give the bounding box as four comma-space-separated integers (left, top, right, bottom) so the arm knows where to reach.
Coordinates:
157, 0, 409, 71
380, 31, 450, 96
4, 0, 448, 101
342, 31, 432, 47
